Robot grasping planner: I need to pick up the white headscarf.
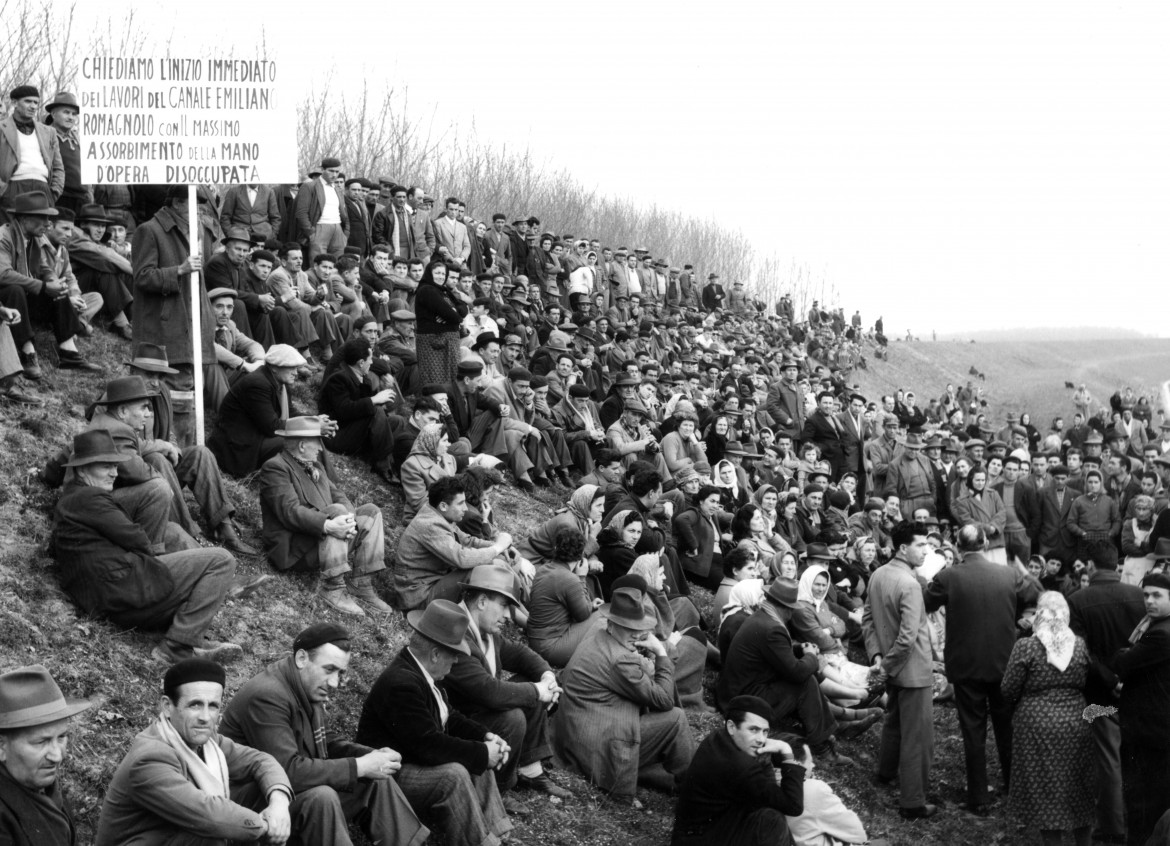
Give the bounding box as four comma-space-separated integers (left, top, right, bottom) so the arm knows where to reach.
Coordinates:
797, 564, 830, 613
721, 578, 765, 626
1033, 591, 1076, 672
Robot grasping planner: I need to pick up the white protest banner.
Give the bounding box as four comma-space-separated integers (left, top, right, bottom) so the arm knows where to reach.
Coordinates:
77, 56, 297, 185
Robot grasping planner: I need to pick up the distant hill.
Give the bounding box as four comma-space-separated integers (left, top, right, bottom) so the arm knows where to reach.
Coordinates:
850, 338, 1170, 423
936, 326, 1153, 343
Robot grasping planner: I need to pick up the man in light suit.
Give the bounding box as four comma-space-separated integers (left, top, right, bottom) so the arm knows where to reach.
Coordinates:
293, 157, 349, 264
218, 183, 281, 239
924, 525, 1041, 814
607, 249, 632, 303
432, 196, 470, 267
483, 214, 512, 277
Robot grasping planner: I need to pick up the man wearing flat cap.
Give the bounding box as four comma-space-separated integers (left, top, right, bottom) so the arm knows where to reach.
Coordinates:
295, 157, 348, 264
444, 566, 569, 809
97, 658, 294, 846
357, 600, 514, 846
64, 202, 135, 339
0, 664, 92, 845
554, 586, 694, 805
0, 85, 63, 216
220, 623, 429, 846
259, 416, 391, 617
209, 344, 337, 477
672, 695, 805, 846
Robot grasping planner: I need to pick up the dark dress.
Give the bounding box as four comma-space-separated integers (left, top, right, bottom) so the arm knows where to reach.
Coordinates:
1000, 635, 1095, 830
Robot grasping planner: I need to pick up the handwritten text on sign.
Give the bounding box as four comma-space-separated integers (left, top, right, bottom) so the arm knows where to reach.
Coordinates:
78, 57, 297, 185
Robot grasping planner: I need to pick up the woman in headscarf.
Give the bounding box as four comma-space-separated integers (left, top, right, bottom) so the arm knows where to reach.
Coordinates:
594, 509, 644, 599
791, 564, 874, 694
526, 527, 603, 667
774, 493, 808, 559
703, 414, 731, 466
400, 423, 455, 521
951, 465, 1007, 564
1001, 591, 1094, 845
627, 554, 712, 712
414, 259, 468, 385
753, 483, 782, 534
517, 484, 605, 567
1121, 493, 1156, 585
718, 578, 765, 662
712, 458, 749, 513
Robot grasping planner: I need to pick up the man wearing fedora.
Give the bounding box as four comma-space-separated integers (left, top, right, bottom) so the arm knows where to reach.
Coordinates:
884, 429, 937, 522
97, 658, 294, 846
220, 623, 429, 846
765, 356, 807, 444
80, 374, 256, 553
124, 342, 184, 443
51, 430, 247, 663
65, 202, 135, 339
0, 664, 92, 845
716, 577, 847, 765
444, 565, 569, 809
357, 600, 514, 846
0, 86, 63, 218
554, 586, 694, 806
42, 92, 88, 215
258, 415, 391, 617
0, 192, 99, 378
296, 158, 349, 264
131, 184, 217, 447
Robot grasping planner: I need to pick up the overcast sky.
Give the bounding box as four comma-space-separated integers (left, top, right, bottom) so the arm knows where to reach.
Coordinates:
87, 0, 1170, 335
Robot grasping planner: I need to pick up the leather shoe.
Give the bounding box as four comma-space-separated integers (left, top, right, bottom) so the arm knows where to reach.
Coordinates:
193, 638, 245, 662
0, 387, 43, 406
228, 574, 273, 600
958, 802, 991, 817
817, 745, 855, 767
320, 586, 367, 617
348, 582, 394, 614
502, 794, 531, 817
837, 712, 882, 740
19, 352, 42, 381
517, 773, 572, 800
217, 522, 259, 556
516, 479, 535, 494
899, 804, 939, 820
533, 473, 551, 488
57, 349, 102, 372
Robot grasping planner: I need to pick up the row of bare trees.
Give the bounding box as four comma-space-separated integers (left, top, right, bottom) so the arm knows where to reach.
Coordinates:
2, 3, 835, 312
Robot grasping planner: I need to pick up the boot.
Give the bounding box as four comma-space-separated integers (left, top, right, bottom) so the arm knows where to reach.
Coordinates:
319, 579, 366, 617
217, 521, 258, 556
348, 576, 393, 614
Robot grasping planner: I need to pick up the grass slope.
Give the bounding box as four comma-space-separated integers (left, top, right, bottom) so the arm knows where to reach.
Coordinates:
5, 329, 1145, 844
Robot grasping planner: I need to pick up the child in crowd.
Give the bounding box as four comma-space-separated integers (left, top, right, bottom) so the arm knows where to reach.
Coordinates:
782, 734, 888, 846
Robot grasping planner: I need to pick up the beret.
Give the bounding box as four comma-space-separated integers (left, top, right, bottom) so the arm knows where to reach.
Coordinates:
457, 360, 483, 376
264, 344, 307, 367
9, 84, 39, 100
1142, 572, 1170, 591
828, 489, 851, 509
569, 384, 592, 398
163, 658, 225, 699
320, 156, 341, 168
803, 483, 823, 495
344, 177, 363, 187
419, 383, 447, 396
293, 622, 351, 652
864, 497, 886, 512
369, 358, 392, 377
508, 367, 532, 382
251, 249, 277, 264
530, 375, 548, 390
725, 694, 774, 724
472, 296, 492, 307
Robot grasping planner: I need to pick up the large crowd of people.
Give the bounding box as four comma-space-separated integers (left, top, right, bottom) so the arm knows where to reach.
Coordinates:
3, 82, 1170, 846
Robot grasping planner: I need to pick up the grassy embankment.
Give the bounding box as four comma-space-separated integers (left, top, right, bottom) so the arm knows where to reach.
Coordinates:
4, 331, 1168, 844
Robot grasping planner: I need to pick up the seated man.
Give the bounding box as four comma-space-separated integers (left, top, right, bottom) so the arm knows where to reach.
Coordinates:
553, 587, 695, 806
377, 307, 419, 396
552, 383, 608, 476
671, 696, 805, 846
220, 623, 429, 846
356, 600, 513, 846
317, 337, 396, 482
0, 664, 93, 846
445, 566, 570, 810
716, 578, 849, 764
52, 430, 253, 663
96, 659, 293, 846
85, 375, 256, 553
258, 416, 391, 618
207, 286, 264, 405
393, 476, 513, 611
208, 345, 336, 478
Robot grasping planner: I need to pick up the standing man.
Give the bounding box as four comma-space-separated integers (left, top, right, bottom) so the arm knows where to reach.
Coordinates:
217, 183, 281, 240
43, 92, 89, 215
0, 86, 63, 216
96, 659, 294, 846
1068, 542, 1145, 845
132, 185, 216, 447
863, 521, 937, 819
433, 197, 471, 267
342, 178, 371, 258
924, 524, 1041, 814
1112, 571, 1170, 846
483, 215, 512, 277
374, 184, 415, 262
0, 664, 93, 845
295, 158, 348, 264
803, 391, 845, 480
219, 623, 429, 846
766, 356, 806, 443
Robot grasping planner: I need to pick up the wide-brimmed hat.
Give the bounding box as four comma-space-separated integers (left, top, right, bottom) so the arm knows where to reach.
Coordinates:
805, 542, 834, 561
126, 342, 179, 374
46, 91, 79, 112
221, 226, 251, 245
464, 565, 522, 607
614, 373, 640, 388
546, 331, 570, 352
903, 431, 925, 449
75, 203, 113, 225
407, 599, 471, 655
96, 375, 156, 407
765, 578, 800, 609
1153, 538, 1170, 561
63, 429, 130, 467
10, 193, 57, 217
275, 415, 326, 438
0, 665, 92, 730
725, 443, 760, 459
607, 587, 657, 630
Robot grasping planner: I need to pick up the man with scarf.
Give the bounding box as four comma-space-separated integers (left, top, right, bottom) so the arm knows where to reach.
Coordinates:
220, 623, 430, 846
96, 658, 293, 846
0, 86, 63, 216
0, 664, 92, 845
553, 383, 607, 475
42, 93, 89, 215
